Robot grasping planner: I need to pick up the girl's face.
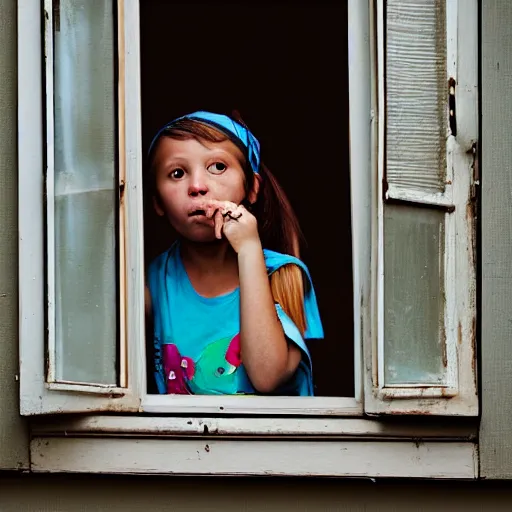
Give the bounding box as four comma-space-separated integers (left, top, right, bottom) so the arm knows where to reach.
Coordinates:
152, 136, 257, 242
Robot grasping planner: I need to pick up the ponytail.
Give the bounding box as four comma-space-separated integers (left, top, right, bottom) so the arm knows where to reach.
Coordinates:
252, 163, 307, 337
270, 264, 307, 336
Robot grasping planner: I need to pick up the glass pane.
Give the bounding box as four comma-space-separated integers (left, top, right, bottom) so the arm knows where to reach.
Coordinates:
386, 0, 447, 193
383, 205, 446, 385
52, 0, 117, 384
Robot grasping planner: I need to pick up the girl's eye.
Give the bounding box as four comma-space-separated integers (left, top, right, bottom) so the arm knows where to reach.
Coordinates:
207, 162, 227, 174
169, 168, 185, 179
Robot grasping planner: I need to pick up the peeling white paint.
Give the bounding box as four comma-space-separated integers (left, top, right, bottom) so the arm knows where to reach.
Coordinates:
30, 436, 478, 479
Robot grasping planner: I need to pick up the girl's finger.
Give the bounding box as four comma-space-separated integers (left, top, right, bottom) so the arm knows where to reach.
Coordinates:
204, 203, 218, 219
221, 203, 241, 217
214, 210, 224, 239
202, 200, 233, 219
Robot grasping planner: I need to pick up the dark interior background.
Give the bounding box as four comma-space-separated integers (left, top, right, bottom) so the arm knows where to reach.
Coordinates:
140, 0, 353, 397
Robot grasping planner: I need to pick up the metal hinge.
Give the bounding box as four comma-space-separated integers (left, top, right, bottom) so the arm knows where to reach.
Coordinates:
469, 141, 479, 201
449, 78, 457, 137
471, 141, 479, 201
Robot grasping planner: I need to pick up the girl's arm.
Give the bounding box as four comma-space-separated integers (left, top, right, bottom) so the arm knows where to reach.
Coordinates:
207, 200, 303, 393
237, 239, 302, 393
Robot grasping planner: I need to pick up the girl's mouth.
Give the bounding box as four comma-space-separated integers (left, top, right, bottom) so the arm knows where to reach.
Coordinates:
188, 209, 207, 217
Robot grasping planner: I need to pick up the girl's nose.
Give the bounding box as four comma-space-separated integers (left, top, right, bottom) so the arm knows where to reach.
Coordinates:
188, 172, 209, 197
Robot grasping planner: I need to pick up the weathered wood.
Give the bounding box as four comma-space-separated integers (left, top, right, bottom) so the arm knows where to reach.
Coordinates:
367, 0, 479, 415
480, 0, 512, 479
0, 0, 29, 470
30, 415, 478, 440
30, 436, 477, 479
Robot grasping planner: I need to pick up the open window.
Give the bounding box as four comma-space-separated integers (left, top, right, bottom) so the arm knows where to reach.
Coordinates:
18, 0, 478, 418
19, 0, 143, 413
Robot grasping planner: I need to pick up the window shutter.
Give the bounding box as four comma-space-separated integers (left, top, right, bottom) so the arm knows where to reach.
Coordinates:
19, 0, 143, 414
364, 0, 478, 415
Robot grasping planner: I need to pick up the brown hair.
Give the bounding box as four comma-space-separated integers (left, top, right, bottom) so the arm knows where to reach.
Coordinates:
147, 116, 307, 335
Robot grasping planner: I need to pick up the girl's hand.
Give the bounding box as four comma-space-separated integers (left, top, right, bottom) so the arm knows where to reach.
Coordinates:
200, 200, 260, 253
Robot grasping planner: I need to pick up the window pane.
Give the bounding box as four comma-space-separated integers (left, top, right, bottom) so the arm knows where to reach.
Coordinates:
383, 205, 446, 385
386, 0, 447, 193
53, 0, 117, 384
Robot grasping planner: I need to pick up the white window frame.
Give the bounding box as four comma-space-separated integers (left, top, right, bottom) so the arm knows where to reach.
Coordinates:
18, 0, 479, 478
18, 0, 143, 413
364, 0, 479, 415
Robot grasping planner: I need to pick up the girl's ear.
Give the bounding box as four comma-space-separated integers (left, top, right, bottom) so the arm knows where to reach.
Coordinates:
153, 195, 165, 217
247, 173, 261, 204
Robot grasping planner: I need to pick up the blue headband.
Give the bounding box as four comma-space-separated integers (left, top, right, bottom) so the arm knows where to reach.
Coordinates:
148, 111, 261, 175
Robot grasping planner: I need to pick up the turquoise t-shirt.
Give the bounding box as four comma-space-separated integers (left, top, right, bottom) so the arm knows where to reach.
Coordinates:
147, 243, 323, 396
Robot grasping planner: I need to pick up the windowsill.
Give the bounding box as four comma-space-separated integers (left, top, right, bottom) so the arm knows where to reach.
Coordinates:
28, 415, 478, 479
141, 394, 362, 415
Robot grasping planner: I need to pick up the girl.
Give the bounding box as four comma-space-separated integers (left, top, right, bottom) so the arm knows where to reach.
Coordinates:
145, 111, 323, 396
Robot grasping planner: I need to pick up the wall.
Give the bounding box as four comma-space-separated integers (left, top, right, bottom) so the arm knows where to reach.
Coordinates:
480, 0, 512, 479
0, 0, 29, 471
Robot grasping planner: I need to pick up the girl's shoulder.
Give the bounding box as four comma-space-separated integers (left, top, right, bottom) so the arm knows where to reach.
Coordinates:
264, 249, 323, 340
263, 249, 311, 277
